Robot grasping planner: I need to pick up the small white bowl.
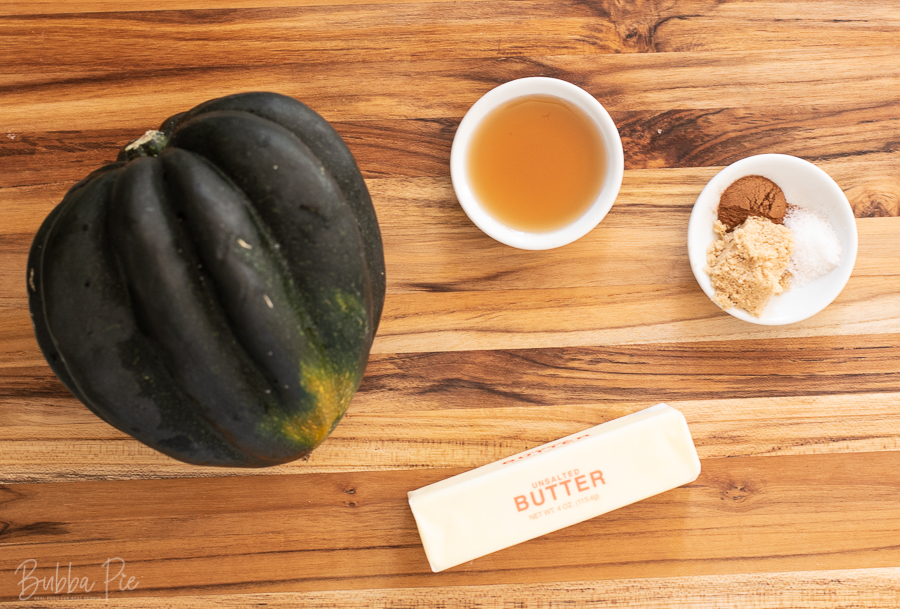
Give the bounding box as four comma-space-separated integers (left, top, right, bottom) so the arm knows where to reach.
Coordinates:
687, 154, 858, 325
450, 77, 624, 250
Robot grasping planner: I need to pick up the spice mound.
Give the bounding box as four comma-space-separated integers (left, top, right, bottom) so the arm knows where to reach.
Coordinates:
784, 206, 842, 286
706, 217, 794, 317
717, 175, 787, 231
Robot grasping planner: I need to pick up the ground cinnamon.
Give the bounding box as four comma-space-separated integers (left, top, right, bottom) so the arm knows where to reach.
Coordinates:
717, 175, 787, 231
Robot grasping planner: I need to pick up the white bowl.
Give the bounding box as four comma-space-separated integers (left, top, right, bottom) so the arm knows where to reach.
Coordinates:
687, 154, 858, 325
450, 77, 624, 250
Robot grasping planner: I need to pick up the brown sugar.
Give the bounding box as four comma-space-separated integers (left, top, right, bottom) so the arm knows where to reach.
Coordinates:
717, 175, 788, 231
706, 216, 794, 317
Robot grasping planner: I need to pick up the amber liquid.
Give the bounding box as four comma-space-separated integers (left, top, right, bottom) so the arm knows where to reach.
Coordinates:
467, 94, 607, 233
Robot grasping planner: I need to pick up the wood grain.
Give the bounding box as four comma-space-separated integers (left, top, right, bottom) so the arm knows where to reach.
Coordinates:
3, 49, 900, 134
4, 107, 900, 188
6, 569, 898, 608
4, 391, 900, 482
1, 0, 899, 606
1, 451, 899, 602
3, 328, 900, 481
3, 176, 898, 302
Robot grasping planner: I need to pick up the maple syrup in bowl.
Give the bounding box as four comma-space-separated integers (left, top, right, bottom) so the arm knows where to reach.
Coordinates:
451, 78, 624, 250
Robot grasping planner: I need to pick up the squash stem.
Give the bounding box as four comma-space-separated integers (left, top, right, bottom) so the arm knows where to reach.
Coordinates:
123, 130, 169, 160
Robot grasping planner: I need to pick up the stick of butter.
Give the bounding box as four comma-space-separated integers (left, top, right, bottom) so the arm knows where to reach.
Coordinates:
407, 403, 701, 572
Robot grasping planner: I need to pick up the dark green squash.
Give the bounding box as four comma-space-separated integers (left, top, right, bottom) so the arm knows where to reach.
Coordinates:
27, 92, 385, 467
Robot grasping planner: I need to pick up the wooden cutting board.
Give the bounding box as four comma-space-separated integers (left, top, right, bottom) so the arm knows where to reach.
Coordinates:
1, 0, 899, 606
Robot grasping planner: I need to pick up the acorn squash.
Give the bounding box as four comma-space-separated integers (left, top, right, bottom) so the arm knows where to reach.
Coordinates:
27, 92, 385, 467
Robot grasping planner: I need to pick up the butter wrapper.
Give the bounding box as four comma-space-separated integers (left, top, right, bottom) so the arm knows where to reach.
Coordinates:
407, 403, 701, 572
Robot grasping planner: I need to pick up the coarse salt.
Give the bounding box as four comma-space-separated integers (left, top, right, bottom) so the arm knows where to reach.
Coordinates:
784, 206, 841, 286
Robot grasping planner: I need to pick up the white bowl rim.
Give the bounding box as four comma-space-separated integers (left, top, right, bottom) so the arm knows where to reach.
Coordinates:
450, 77, 625, 250
687, 153, 859, 325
